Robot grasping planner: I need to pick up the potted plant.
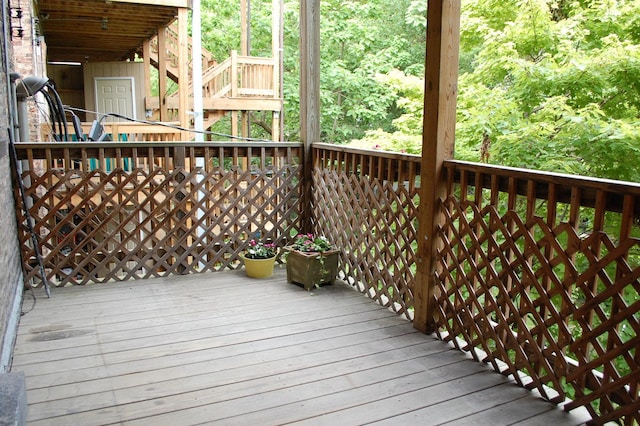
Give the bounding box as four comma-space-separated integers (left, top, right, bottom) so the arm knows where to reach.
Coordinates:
285, 234, 339, 290
240, 239, 277, 278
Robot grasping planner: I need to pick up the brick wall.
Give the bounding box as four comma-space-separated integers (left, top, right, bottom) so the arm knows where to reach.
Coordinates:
0, 157, 23, 373
10, 1, 45, 143
1, 3, 25, 373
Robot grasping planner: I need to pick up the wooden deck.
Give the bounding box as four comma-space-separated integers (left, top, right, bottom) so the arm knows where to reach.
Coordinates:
11, 268, 591, 425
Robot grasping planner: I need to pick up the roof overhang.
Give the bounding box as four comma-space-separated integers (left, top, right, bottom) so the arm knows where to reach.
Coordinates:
35, 0, 191, 64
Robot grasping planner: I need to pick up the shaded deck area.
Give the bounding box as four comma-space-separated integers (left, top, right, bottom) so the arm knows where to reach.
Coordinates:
12, 269, 590, 425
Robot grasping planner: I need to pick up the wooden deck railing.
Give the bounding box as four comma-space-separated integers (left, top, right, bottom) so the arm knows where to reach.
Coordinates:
12, 141, 639, 423
311, 144, 639, 424
79, 122, 183, 142
13, 141, 303, 286
312, 143, 421, 320
436, 160, 640, 424
39, 122, 184, 143
147, 51, 277, 119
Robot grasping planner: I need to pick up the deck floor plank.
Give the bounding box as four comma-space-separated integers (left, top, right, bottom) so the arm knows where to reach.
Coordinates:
13, 269, 591, 425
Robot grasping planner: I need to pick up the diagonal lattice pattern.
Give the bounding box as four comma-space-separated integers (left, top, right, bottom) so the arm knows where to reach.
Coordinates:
313, 168, 418, 320
16, 164, 302, 286
435, 196, 640, 424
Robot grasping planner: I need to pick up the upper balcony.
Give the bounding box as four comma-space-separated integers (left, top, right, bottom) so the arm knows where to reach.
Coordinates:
11, 138, 639, 424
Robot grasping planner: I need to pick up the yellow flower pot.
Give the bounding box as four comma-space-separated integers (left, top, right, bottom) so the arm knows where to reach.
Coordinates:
240, 254, 276, 278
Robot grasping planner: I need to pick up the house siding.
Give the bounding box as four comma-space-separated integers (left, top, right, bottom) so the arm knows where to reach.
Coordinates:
83, 62, 146, 122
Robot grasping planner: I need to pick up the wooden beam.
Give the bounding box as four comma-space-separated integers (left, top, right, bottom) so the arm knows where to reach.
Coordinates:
204, 98, 283, 111
151, 97, 282, 112
112, 0, 191, 7
230, 50, 239, 138
300, 0, 320, 234
272, 0, 283, 141
157, 25, 169, 121
241, 0, 249, 56
414, 0, 461, 333
177, 7, 190, 140
142, 39, 152, 110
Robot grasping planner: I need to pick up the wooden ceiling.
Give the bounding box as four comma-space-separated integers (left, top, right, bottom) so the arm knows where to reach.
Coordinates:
35, 0, 191, 63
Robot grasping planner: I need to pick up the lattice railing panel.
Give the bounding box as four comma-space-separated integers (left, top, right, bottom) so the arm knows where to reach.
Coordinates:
16, 163, 302, 287
15, 142, 640, 423
313, 168, 418, 320
435, 195, 640, 424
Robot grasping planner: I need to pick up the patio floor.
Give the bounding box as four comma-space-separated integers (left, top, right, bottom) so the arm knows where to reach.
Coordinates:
11, 267, 591, 425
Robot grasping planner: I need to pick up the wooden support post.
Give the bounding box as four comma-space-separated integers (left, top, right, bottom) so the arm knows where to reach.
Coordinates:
299, 0, 320, 234
240, 0, 250, 56
241, 112, 249, 139
272, 0, 283, 141
231, 112, 239, 139
142, 39, 152, 116
271, 111, 280, 142
414, 0, 460, 334
157, 26, 168, 121
238, 1, 250, 141
231, 50, 239, 139
173, 146, 188, 274
177, 7, 190, 140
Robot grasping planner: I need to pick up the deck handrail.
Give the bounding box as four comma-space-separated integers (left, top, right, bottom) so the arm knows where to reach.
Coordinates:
15, 140, 303, 172
169, 51, 276, 103
446, 159, 640, 217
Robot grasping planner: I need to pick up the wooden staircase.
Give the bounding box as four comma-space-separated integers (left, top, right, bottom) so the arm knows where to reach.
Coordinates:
146, 22, 281, 133
147, 22, 216, 84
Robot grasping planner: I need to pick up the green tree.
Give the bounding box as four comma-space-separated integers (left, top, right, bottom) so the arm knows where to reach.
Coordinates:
199, 0, 427, 143
353, 0, 640, 182
455, 0, 640, 181
199, 0, 640, 181
314, 0, 426, 143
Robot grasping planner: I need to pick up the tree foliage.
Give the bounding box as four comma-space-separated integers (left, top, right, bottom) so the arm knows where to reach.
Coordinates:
200, 0, 426, 143
453, 0, 640, 181
198, 0, 640, 182
353, 0, 640, 182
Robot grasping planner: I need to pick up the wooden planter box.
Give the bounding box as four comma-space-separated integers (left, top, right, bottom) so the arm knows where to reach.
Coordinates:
285, 247, 339, 291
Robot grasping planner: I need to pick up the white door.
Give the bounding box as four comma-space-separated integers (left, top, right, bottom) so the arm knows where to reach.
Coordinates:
95, 77, 135, 122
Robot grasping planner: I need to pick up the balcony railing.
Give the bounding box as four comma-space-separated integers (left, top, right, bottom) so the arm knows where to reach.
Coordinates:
12, 141, 639, 424
14, 141, 303, 285
437, 160, 640, 424
312, 143, 639, 424
312, 143, 421, 320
